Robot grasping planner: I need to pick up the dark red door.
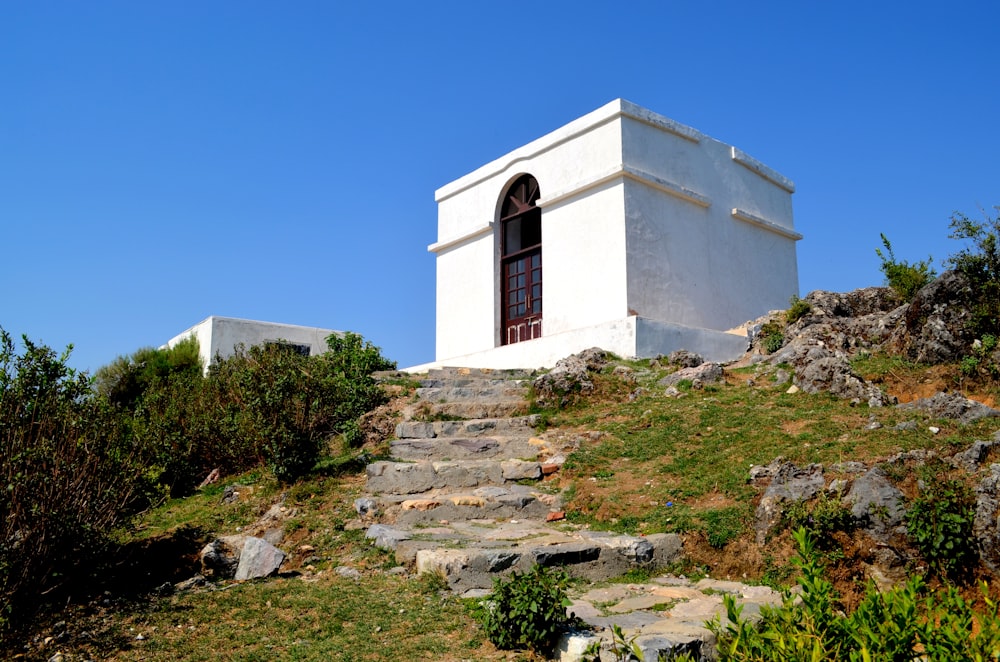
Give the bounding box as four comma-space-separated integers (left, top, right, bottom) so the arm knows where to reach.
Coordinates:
500, 175, 542, 345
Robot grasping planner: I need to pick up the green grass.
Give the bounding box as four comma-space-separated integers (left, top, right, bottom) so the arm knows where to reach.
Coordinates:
549, 367, 1000, 543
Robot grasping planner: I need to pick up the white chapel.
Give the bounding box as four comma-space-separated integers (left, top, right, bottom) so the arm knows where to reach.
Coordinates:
417, 99, 800, 371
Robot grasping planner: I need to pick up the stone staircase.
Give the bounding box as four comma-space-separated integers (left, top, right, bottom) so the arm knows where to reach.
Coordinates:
360, 367, 779, 661
363, 367, 683, 591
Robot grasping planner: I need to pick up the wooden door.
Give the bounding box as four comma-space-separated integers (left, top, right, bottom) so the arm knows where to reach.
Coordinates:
500, 175, 542, 345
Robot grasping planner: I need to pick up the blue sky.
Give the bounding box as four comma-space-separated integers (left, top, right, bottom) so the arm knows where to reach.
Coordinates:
2, 1, 997, 372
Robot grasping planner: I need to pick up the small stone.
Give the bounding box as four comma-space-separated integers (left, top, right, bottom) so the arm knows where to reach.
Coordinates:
546, 511, 566, 522
335, 566, 362, 580
541, 463, 560, 475
786, 385, 800, 394
929, 426, 941, 434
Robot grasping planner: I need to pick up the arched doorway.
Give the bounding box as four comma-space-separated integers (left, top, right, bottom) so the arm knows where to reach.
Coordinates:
499, 174, 542, 345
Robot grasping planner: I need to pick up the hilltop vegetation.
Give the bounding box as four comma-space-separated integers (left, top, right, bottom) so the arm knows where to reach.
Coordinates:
3, 206, 1000, 660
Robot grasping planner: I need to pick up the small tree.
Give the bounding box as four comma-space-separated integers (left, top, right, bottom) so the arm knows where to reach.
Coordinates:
0, 329, 144, 632
947, 206, 1000, 336
876, 233, 936, 302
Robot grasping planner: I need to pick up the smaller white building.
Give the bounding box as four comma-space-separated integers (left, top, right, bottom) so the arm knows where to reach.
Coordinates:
165, 316, 340, 374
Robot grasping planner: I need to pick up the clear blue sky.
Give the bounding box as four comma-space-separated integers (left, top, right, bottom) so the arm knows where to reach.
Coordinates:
2, 1, 997, 372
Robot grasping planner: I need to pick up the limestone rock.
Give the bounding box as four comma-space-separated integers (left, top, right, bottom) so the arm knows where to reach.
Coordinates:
667, 350, 704, 368
887, 271, 977, 363
532, 348, 609, 406
659, 362, 724, 388
898, 392, 1000, 425
754, 463, 825, 544
843, 468, 905, 543
200, 534, 245, 579
234, 537, 285, 580
975, 464, 1000, 573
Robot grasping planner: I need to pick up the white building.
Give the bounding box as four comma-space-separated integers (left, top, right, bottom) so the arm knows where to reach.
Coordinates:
416, 99, 800, 371
165, 316, 339, 374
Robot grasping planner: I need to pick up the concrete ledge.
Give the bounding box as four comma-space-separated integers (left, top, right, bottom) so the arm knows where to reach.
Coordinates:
405, 316, 749, 372
731, 146, 796, 193
731, 207, 803, 241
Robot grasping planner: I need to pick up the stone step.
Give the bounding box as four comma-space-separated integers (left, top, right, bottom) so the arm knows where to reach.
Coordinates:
427, 367, 536, 381
557, 577, 782, 662
395, 416, 540, 440
418, 377, 529, 389
389, 436, 550, 462
367, 521, 684, 592
366, 459, 543, 495
415, 385, 528, 403
416, 401, 529, 419
381, 484, 561, 525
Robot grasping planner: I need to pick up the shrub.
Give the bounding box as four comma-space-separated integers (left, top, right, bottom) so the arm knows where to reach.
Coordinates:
476, 565, 572, 655
906, 474, 976, 580
876, 233, 936, 302
782, 493, 853, 546
107, 331, 396, 492
0, 329, 145, 632
711, 528, 1000, 661
758, 321, 784, 354
948, 206, 1000, 336
785, 295, 811, 324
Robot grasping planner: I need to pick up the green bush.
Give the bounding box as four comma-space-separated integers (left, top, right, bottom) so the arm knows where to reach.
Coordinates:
758, 321, 784, 354
0, 329, 145, 632
711, 528, 1000, 661
948, 206, 1000, 337
105, 331, 396, 493
876, 233, 936, 302
782, 494, 853, 546
785, 295, 811, 324
906, 474, 976, 580
476, 565, 573, 655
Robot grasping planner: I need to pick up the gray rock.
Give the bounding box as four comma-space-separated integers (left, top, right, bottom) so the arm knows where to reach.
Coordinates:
200, 534, 245, 578
888, 271, 977, 364
894, 420, 919, 431
668, 350, 704, 368
335, 566, 362, 580
952, 440, 1000, 473
843, 468, 905, 542
354, 497, 379, 518
532, 348, 609, 405
659, 363, 724, 388
365, 524, 412, 550
234, 537, 285, 580
754, 463, 825, 544
898, 392, 1000, 425
976, 465, 1000, 573
175, 574, 208, 591
794, 356, 891, 407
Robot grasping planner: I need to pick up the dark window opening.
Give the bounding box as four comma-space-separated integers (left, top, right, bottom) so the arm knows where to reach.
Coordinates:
500, 174, 542, 345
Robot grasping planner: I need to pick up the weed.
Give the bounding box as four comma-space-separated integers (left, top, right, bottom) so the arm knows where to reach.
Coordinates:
785, 295, 811, 324
475, 565, 573, 656
876, 233, 936, 301
906, 471, 976, 580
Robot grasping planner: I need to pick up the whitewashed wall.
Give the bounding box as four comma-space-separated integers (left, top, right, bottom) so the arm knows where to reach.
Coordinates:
427, 99, 799, 369
165, 317, 339, 374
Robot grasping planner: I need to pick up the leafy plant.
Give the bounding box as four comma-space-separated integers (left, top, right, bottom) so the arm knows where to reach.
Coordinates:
960, 333, 999, 380
782, 493, 853, 546
785, 295, 811, 324
0, 329, 145, 634
758, 320, 784, 354
947, 206, 1000, 336
712, 528, 1000, 661
876, 233, 936, 301
476, 565, 572, 655
906, 474, 976, 580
